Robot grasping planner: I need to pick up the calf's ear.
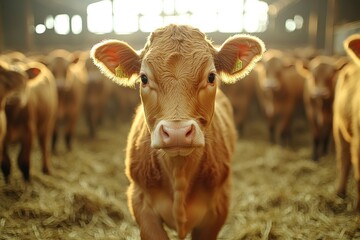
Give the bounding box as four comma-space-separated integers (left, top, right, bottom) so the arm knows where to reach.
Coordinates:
25, 67, 41, 80
91, 40, 141, 87
344, 34, 360, 66
215, 35, 265, 84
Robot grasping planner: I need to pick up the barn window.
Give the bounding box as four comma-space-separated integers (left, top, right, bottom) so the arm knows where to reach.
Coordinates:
37, 0, 270, 35
285, 15, 304, 32
243, 0, 269, 33
54, 14, 70, 35
87, 0, 113, 34
139, 15, 163, 32
163, 0, 175, 14
138, 0, 163, 32
71, 15, 82, 34
113, 0, 139, 34
35, 24, 46, 34
112, 0, 268, 34
218, 0, 244, 33
45, 15, 54, 29
190, 0, 218, 32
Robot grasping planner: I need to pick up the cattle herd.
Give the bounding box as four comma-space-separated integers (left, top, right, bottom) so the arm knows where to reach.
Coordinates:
0, 24, 359, 239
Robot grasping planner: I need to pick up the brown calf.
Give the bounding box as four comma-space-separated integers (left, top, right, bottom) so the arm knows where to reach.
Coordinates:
46, 49, 86, 152
221, 63, 263, 136
0, 60, 27, 182
2, 61, 57, 182
256, 49, 306, 145
333, 34, 360, 211
304, 56, 348, 161
91, 24, 264, 240
83, 54, 113, 137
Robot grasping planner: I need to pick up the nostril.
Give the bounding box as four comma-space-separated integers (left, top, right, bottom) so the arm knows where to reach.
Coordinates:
160, 125, 170, 138
185, 125, 194, 138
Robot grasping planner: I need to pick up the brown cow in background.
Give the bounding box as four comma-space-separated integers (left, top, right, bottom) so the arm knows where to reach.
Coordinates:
1, 61, 57, 182
256, 49, 307, 145
0, 60, 27, 182
333, 34, 360, 211
221, 63, 263, 136
91, 24, 265, 240
83, 54, 113, 137
304, 55, 348, 161
46, 49, 87, 152
107, 84, 140, 122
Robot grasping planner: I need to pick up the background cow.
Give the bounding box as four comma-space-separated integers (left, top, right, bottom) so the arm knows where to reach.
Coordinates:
83, 53, 113, 137
1, 60, 58, 182
0, 60, 27, 182
91, 24, 264, 240
304, 55, 348, 161
46, 49, 87, 152
221, 63, 263, 136
333, 34, 360, 211
256, 49, 307, 145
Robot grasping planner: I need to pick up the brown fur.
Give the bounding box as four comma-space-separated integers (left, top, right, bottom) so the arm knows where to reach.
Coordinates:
304, 56, 348, 161
83, 54, 113, 137
2, 61, 58, 182
256, 49, 306, 145
333, 34, 360, 211
0, 60, 27, 182
47, 50, 87, 152
221, 64, 263, 136
91, 24, 264, 239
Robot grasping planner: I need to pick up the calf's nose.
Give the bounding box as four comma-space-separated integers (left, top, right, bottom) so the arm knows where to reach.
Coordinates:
160, 123, 195, 147
151, 120, 205, 149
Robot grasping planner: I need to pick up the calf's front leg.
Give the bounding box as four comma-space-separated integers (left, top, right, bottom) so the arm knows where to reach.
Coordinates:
129, 185, 170, 240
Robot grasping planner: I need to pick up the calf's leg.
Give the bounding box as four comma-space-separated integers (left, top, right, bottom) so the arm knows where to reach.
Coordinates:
1, 146, 11, 183
18, 135, 32, 181
129, 186, 170, 240
351, 134, 360, 211
38, 131, 51, 174
334, 128, 351, 198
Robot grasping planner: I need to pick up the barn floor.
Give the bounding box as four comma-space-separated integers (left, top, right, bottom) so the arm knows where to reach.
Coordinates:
1, 115, 360, 240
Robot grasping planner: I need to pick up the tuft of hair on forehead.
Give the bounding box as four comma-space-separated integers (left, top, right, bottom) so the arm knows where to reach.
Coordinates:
140, 24, 215, 58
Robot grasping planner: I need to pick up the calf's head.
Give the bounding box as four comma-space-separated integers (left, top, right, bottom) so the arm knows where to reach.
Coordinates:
91, 25, 264, 156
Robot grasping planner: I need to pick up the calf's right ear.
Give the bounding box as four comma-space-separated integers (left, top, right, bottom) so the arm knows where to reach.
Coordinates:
91, 40, 141, 87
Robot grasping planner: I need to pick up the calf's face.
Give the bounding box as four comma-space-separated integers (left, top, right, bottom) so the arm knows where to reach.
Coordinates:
91, 25, 264, 156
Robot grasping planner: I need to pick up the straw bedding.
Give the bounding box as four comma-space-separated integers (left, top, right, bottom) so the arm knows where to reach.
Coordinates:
1, 116, 360, 239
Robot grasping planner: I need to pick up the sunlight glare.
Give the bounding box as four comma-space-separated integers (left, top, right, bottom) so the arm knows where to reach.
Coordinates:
54, 14, 70, 35
218, 0, 243, 33
243, 0, 269, 33
87, 0, 112, 34
45, 15, 54, 29
139, 0, 162, 15
35, 24, 46, 34
113, 0, 139, 34
139, 15, 163, 32
84, 0, 269, 35
71, 15, 82, 34
163, 0, 175, 14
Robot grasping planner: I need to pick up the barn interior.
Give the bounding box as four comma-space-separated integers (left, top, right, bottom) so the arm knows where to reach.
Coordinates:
1, 0, 360, 53
1, 0, 360, 240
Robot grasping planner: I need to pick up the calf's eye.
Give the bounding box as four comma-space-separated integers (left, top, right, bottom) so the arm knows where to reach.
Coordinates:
208, 73, 216, 84
140, 74, 148, 85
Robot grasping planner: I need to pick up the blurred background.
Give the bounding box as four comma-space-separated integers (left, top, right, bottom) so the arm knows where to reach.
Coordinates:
0, 0, 359, 54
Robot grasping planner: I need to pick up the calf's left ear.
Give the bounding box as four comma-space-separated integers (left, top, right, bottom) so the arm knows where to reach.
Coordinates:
215, 35, 265, 84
